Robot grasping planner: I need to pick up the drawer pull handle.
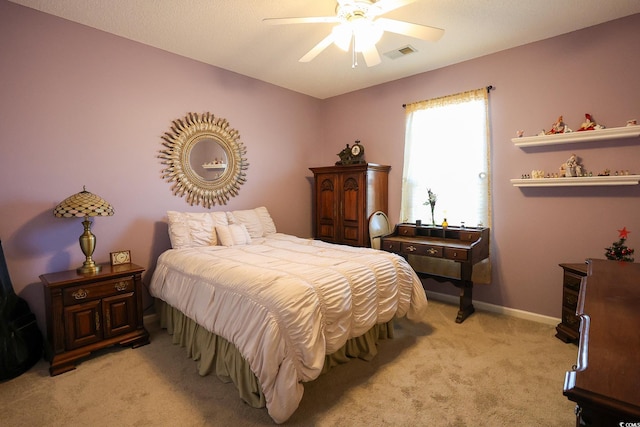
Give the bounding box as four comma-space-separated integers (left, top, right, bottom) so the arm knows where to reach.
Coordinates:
115, 281, 128, 291
407, 245, 416, 252
452, 252, 458, 257
72, 289, 88, 300
427, 248, 438, 255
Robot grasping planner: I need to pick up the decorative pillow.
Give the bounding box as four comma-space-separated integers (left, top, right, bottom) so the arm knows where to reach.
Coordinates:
166, 211, 228, 249
227, 207, 277, 237
215, 224, 252, 247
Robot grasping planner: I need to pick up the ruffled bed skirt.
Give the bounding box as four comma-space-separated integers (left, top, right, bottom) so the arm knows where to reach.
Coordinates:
156, 299, 395, 409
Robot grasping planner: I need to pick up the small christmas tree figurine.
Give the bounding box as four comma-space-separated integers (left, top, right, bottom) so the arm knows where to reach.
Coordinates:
604, 227, 634, 262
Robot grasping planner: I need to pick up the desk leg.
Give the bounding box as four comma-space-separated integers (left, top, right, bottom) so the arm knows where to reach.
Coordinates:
454, 281, 475, 323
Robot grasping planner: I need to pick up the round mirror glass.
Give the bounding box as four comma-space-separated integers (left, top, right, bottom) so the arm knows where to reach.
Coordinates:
189, 138, 228, 180
159, 112, 248, 208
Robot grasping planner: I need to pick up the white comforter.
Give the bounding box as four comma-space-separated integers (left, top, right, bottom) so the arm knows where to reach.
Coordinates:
149, 233, 427, 423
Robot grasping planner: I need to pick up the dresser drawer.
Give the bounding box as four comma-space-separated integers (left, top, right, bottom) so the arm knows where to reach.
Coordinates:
402, 242, 443, 257
563, 287, 579, 311
444, 248, 469, 261
561, 306, 580, 330
563, 271, 583, 291
63, 277, 134, 305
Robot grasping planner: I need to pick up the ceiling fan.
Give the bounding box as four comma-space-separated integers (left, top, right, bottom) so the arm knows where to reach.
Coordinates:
263, 0, 444, 68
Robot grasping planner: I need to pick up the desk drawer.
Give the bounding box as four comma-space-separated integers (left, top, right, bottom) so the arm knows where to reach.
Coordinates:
63, 277, 134, 305
397, 226, 416, 237
382, 240, 402, 253
444, 248, 469, 261
402, 242, 443, 258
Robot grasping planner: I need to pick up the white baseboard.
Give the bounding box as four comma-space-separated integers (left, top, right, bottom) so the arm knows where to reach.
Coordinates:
426, 291, 561, 326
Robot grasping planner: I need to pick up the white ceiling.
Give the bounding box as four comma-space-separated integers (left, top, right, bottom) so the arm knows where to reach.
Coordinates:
9, 0, 640, 99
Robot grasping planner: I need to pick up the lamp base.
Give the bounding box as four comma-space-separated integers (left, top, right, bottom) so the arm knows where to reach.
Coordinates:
77, 260, 101, 275
77, 217, 101, 275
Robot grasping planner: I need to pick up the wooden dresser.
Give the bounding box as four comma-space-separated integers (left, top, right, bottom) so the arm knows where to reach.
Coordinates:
41, 263, 149, 376
309, 163, 390, 247
563, 259, 640, 426
556, 263, 588, 343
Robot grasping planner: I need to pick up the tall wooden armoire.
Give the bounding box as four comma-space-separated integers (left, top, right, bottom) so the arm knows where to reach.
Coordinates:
309, 163, 390, 247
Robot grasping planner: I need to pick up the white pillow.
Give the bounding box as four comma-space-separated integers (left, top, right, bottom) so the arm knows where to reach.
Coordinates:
166, 211, 228, 249
255, 206, 277, 235
228, 209, 264, 238
216, 224, 252, 246
227, 207, 277, 237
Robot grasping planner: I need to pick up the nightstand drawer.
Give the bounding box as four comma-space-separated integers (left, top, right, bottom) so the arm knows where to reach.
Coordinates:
63, 277, 134, 305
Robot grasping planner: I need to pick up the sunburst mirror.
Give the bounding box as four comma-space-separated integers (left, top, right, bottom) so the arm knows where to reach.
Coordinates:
159, 112, 248, 208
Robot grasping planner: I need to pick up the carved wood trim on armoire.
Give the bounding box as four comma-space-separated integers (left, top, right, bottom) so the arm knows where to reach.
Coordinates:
309, 163, 390, 247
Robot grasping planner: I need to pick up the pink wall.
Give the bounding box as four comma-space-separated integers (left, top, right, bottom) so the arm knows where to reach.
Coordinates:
0, 1, 322, 329
319, 14, 640, 317
1, 0, 639, 330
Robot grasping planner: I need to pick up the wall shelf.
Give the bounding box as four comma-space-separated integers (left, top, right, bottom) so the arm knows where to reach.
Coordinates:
202, 164, 226, 170
512, 126, 640, 148
511, 175, 640, 187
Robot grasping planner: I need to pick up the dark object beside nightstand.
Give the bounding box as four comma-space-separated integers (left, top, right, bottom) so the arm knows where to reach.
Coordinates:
41, 263, 149, 376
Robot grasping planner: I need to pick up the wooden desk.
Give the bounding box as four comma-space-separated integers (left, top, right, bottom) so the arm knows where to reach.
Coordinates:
381, 224, 489, 323
563, 259, 640, 426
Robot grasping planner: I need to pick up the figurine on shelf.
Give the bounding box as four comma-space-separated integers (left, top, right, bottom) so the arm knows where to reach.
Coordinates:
545, 115, 570, 135
559, 153, 583, 177
577, 113, 605, 131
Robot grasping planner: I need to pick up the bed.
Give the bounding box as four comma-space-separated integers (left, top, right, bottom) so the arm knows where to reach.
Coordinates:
149, 208, 428, 423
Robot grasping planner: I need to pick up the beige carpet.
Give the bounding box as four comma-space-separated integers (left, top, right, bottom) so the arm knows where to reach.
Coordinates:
0, 299, 578, 426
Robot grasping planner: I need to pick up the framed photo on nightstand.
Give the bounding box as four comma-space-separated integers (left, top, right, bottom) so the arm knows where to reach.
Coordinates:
110, 250, 131, 266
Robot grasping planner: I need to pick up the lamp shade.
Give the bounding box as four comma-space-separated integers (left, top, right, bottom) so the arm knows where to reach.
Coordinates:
53, 187, 114, 218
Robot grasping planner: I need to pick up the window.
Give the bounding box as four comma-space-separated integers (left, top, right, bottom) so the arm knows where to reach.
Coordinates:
400, 88, 491, 228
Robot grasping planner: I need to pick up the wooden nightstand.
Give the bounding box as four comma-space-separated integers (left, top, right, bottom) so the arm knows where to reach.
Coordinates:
40, 263, 149, 376
556, 263, 588, 343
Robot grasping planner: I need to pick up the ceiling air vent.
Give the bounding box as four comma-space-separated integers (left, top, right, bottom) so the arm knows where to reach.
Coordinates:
384, 45, 417, 60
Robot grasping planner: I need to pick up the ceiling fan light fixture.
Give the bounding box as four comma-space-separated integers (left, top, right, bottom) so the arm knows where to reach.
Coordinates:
331, 23, 352, 51
352, 20, 383, 52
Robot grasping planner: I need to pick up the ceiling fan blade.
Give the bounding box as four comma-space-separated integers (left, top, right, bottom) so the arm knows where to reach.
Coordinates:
372, 0, 419, 16
376, 18, 444, 41
263, 16, 339, 25
362, 45, 382, 67
299, 33, 335, 63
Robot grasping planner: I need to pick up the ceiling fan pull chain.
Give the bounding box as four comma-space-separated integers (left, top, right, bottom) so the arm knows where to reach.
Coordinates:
351, 33, 357, 68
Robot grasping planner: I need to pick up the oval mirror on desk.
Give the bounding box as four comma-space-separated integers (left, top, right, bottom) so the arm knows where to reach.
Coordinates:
159, 112, 248, 208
